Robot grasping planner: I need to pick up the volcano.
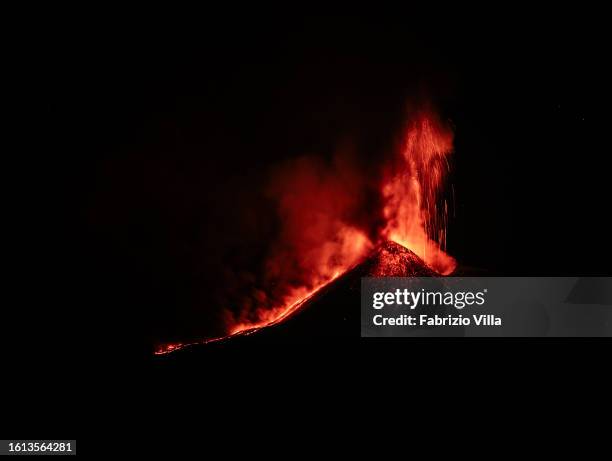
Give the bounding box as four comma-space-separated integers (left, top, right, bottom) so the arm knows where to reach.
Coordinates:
156, 241, 444, 355
153, 111, 463, 356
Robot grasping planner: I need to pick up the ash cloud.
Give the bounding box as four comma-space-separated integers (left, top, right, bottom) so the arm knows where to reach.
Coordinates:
221, 147, 383, 329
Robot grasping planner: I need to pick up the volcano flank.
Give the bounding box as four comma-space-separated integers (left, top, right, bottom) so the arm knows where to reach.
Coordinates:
156, 241, 441, 355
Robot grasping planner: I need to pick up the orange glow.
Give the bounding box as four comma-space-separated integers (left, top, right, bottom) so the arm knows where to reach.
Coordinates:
154, 269, 347, 355
229, 269, 343, 334
381, 112, 456, 274
229, 225, 372, 334
154, 109, 457, 355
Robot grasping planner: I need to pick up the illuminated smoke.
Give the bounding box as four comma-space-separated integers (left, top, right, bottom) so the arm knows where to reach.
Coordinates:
155, 108, 457, 354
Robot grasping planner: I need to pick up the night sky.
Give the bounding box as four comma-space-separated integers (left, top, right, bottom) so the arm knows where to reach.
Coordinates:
6, 9, 611, 439
52, 14, 609, 352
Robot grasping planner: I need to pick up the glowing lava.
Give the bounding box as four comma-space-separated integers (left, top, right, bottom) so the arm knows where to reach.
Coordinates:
381, 112, 456, 275
155, 109, 457, 355
154, 271, 344, 355
229, 269, 345, 335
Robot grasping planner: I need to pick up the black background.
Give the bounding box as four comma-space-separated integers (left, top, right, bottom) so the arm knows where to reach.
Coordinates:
73, 14, 611, 349
7, 9, 612, 438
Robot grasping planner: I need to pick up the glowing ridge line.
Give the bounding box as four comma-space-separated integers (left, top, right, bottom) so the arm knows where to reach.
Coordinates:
154, 270, 343, 355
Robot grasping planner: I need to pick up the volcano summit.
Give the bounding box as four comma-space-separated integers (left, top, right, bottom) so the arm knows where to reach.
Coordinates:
156, 241, 443, 355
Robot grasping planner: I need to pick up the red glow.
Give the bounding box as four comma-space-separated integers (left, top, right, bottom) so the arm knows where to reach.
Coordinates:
155, 109, 456, 355
230, 269, 344, 335
381, 112, 456, 274
225, 154, 373, 336
229, 227, 372, 334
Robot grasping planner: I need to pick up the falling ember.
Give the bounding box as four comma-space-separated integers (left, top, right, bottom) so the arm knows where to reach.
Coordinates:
381, 112, 456, 275
155, 109, 457, 355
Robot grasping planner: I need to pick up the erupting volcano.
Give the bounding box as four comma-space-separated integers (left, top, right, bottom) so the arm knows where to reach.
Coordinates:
156, 110, 456, 355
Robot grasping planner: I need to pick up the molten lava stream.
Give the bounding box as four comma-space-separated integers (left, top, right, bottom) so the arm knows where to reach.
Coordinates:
154, 270, 345, 355
155, 110, 457, 355
229, 270, 344, 335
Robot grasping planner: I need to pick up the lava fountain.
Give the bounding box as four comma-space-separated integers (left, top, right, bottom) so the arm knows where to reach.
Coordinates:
155, 109, 456, 354
381, 111, 456, 275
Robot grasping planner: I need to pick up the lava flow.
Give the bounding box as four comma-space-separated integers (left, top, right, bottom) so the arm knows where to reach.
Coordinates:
155, 110, 456, 355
